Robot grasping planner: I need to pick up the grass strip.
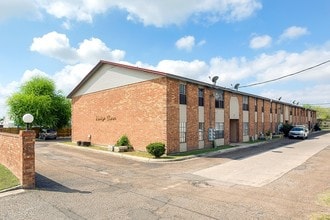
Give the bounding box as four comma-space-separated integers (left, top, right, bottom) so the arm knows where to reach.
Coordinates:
0, 164, 20, 191
64, 142, 236, 159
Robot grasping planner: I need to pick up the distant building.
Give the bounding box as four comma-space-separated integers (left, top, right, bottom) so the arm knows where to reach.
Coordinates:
2, 115, 15, 128
68, 60, 317, 153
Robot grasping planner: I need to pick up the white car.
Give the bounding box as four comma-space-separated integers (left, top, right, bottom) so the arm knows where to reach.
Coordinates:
288, 126, 309, 139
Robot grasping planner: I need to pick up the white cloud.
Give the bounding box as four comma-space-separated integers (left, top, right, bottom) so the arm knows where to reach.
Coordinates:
176, 36, 196, 51
0, 0, 41, 21
279, 26, 309, 42
175, 36, 206, 51
30, 31, 125, 64
261, 84, 330, 106
34, 0, 262, 27
134, 41, 330, 106
53, 63, 93, 94
30, 32, 77, 64
77, 38, 125, 63
156, 59, 209, 81
249, 35, 272, 49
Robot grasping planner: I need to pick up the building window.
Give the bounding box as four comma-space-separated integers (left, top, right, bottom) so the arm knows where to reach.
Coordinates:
215, 90, 224, 108
215, 122, 224, 139
243, 122, 249, 136
255, 98, 258, 111
179, 84, 187, 105
262, 100, 264, 112
198, 122, 204, 141
198, 88, 204, 106
179, 122, 186, 143
243, 96, 249, 111
275, 103, 278, 114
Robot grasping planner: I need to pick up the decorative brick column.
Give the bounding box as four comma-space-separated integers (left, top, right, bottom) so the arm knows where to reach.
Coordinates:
20, 130, 35, 189
0, 130, 35, 189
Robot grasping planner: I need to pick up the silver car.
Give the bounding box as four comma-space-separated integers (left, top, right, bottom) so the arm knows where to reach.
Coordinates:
39, 129, 57, 140
288, 126, 309, 139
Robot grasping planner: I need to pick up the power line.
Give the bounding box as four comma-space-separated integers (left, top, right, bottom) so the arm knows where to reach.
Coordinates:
239, 59, 330, 88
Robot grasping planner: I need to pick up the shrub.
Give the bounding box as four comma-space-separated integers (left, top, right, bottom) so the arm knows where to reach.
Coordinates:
146, 142, 166, 158
314, 123, 321, 131
115, 135, 131, 147
280, 123, 293, 137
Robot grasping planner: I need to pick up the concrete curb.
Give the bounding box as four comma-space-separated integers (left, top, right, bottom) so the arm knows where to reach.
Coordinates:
57, 139, 276, 163
0, 186, 25, 198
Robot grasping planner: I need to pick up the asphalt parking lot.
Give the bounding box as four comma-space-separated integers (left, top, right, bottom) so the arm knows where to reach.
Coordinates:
1, 131, 329, 219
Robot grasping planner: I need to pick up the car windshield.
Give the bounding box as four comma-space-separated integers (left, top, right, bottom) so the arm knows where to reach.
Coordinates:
291, 127, 303, 131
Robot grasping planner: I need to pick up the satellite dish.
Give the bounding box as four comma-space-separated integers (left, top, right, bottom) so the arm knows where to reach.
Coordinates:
234, 83, 240, 90
211, 76, 219, 85
278, 97, 282, 100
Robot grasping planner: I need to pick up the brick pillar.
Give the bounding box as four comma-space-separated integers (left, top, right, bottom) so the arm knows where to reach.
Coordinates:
19, 130, 35, 189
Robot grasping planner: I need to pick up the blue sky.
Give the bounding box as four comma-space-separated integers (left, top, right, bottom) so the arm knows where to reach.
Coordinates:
1, 0, 330, 117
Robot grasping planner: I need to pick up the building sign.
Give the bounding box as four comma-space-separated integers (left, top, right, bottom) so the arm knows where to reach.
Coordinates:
96, 115, 117, 122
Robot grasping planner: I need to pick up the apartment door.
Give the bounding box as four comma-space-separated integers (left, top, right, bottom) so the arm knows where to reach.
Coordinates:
230, 119, 239, 143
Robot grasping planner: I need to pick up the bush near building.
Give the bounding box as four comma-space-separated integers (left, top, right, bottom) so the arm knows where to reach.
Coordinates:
146, 142, 166, 158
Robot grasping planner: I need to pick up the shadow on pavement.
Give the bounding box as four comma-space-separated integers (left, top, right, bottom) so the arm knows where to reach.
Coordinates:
35, 173, 91, 194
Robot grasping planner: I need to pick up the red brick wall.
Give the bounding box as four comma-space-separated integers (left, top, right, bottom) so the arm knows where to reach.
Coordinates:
223, 91, 231, 145
0, 131, 35, 189
237, 95, 243, 143
186, 83, 199, 150
71, 78, 167, 152
204, 88, 214, 148
166, 79, 180, 153
264, 100, 271, 133
248, 96, 255, 137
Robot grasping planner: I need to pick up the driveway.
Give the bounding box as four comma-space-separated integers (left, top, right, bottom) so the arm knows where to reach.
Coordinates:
194, 133, 329, 187
0, 132, 329, 219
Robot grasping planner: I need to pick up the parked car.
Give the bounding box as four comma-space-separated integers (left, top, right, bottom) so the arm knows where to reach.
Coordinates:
39, 129, 57, 140
288, 126, 309, 139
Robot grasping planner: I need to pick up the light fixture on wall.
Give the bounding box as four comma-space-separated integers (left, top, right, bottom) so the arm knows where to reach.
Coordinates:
22, 113, 34, 131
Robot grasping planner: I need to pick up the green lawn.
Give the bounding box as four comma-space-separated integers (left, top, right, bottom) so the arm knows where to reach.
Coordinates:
311, 190, 330, 220
0, 164, 20, 191
66, 141, 236, 159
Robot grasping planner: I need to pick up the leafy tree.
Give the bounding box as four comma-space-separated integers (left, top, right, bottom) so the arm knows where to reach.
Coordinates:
303, 104, 330, 121
7, 76, 71, 129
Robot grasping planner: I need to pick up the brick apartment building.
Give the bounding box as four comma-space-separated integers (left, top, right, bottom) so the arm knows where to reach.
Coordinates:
68, 60, 317, 153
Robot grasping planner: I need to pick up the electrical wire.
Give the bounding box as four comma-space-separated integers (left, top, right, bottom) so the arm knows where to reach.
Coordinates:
239, 59, 330, 88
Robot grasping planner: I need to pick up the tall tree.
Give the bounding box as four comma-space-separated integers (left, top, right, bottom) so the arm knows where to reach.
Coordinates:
7, 76, 71, 129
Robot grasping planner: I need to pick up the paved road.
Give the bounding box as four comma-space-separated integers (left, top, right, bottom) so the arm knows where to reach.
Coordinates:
1, 132, 330, 219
